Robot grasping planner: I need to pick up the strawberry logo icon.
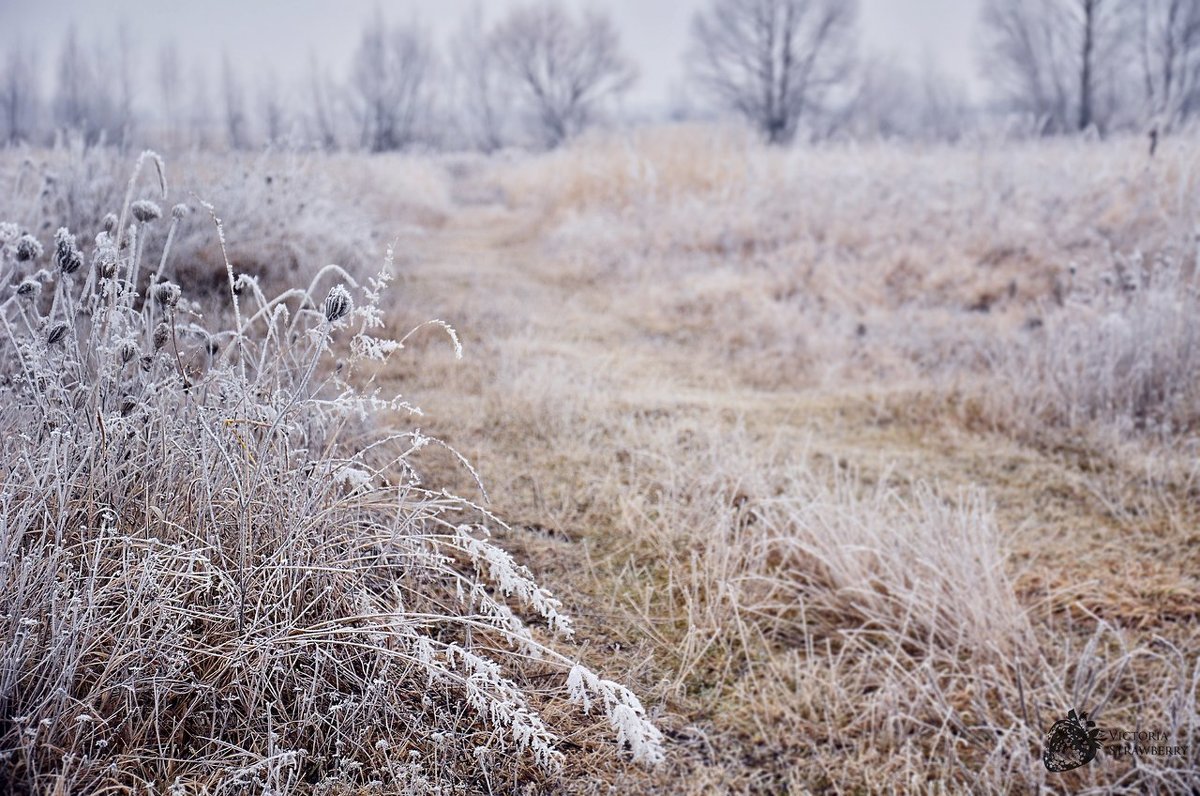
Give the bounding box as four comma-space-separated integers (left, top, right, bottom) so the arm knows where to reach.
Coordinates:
1043, 709, 1101, 772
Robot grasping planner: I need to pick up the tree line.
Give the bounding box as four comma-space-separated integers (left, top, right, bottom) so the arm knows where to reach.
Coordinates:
983, 0, 1199, 136
2, 0, 1196, 152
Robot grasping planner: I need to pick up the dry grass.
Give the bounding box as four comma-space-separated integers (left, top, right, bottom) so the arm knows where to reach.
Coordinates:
0, 149, 661, 794
384, 127, 1200, 793
0, 140, 391, 296
1, 125, 1198, 793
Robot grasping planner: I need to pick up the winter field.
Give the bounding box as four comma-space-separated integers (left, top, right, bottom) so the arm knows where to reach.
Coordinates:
0, 126, 1198, 793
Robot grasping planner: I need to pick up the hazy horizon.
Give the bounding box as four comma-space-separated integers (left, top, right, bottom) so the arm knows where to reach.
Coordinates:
1, 0, 987, 116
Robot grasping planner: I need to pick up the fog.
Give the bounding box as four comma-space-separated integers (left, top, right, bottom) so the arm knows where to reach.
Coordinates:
1, 0, 985, 112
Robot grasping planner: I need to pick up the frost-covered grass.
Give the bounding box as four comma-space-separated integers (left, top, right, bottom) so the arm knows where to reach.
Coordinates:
3, 127, 1199, 794
490, 123, 1200, 439
390, 127, 1200, 793
0, 150, 660, 794
0, 140, 406, 297
987, 256, 1200, 443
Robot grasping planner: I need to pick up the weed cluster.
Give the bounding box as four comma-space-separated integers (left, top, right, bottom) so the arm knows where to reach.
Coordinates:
0, 152, 659, 793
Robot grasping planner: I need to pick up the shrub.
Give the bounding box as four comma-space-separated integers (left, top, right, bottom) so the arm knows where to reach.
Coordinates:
610, 422, 1198, 792
989, 250, 1200, 441
0, 139, 377, 300
0, 153, 660, 793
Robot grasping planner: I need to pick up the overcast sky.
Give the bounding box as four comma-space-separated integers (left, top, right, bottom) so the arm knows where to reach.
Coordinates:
1, 0, 987, 111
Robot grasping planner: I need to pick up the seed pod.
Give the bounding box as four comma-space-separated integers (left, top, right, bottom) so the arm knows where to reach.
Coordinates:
131, 200, 162, 223
323, 285, 352, 323
16, 279, 38, 298
60, 249, 82, 274
46, 323, 70, 346
15, 235, 42, 262
154, 281, 181, 310
118, 341, 139, 364
102, 213, 119, 234
171, 203, 190, 220
53, 228, 83, 275
120, 396, 137, 416
152, 322, 170, 351
205, 336, 220, 356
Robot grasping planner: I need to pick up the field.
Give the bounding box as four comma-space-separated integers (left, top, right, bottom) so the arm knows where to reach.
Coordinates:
0, 126, 1197, 794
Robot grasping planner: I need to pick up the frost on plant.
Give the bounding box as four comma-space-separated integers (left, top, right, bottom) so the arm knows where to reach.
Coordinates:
0, 152, 661, 793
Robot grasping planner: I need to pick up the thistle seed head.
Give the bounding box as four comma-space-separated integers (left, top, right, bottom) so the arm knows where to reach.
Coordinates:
154, 281, 181, 310
102, 213, 118, 234
232, 273, 251, 296
15, 234, 42, 262
96, 254, 117, 279
53, 228, 83, 275
16, 279, 38, 298
171, 203, 190, 220
131, 200, 162, 224
152, 322, 170, 350
92, 232, 118, 278
46, 323, 70, 346
118, 341, 139, 364
323, 285, 352, 323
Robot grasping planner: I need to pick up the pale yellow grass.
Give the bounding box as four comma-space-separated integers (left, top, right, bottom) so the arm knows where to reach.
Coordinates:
365, 129, 1198, 793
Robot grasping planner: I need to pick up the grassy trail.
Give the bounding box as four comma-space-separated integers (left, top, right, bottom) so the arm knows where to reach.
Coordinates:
384, 192, 1199, 792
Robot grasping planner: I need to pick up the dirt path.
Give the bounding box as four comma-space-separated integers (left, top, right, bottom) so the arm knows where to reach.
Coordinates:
399, 199, 1197, 627
384, 194, 1199, 791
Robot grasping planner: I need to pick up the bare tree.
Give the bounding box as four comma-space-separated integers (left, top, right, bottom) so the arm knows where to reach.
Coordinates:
189, 61, 214, 149
157, 43, 182, 148
915, 57, 973, 142
688, 0, 859, 144
53, 26, 125, 144
981, 0, 1125, 134
351, 9, 437, 152
450, 6, 512, 152
838, 56, 919, 140
113, 22, 137, 148
259, 69, 288, 145
491, 2, 637, 148
828, 54, 973, 142
305, 51, 340, 151
1, 41, 39, 144
221, 51, 249, 150
54, 25, 97, 140
1136, 0, 1200, 129
1078, 0, 1098, 129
